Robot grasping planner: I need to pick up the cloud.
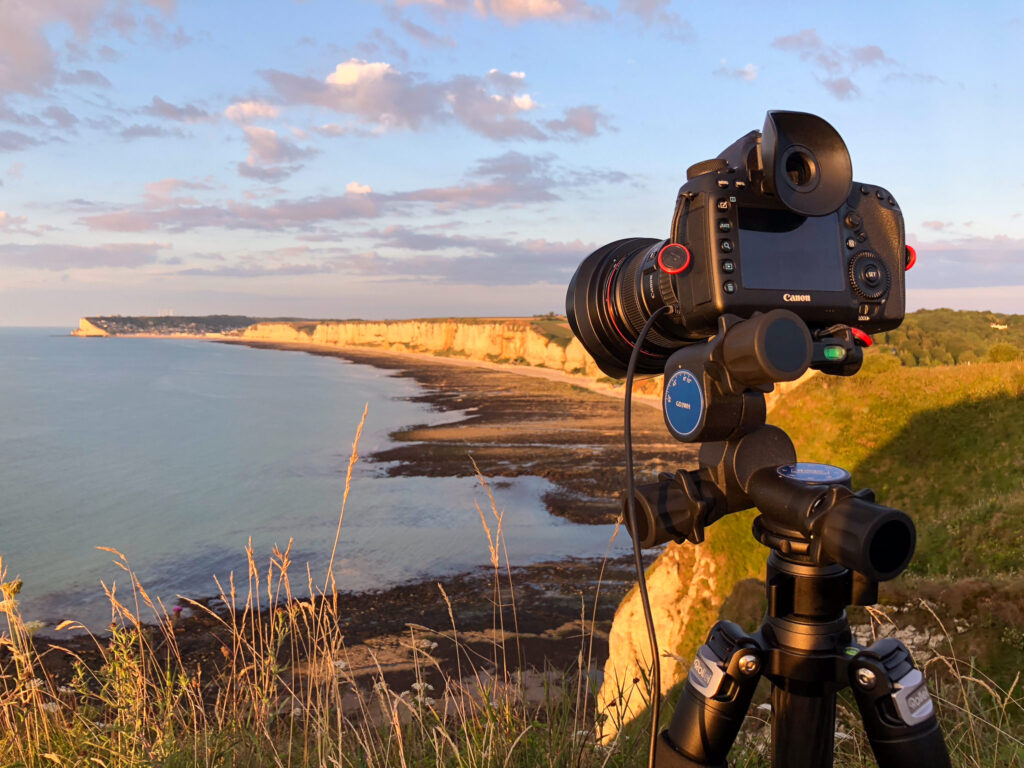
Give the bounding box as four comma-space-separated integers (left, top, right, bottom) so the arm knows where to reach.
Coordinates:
616, 0, 694, 40
822, 76, 860, 100
236, 126, 317, 182
176, 261, 345, 278
0, 241, 169, 270
0, 0, 172, 95
58, 68, 113, 88
346, 182, 373, 194
169, 232, 596, 285
394, 0, 601, 22
921, 220, 952, 231
0, 130, 43, 152
397, 17, 456, 48
0, 209, 55, 236
771, 28, 932, 100
262, 61, 607, 141
543, 105, 610, 137
713, 60, 758, 82
80, 150, 628, 233
224, 100, 281, 122
143, 96, 210, 122
120, 123, 185, 140
43, 105, 79, 129
907, 234, 1024, 288
143, 177, 213, 205
0, 211, 29, 231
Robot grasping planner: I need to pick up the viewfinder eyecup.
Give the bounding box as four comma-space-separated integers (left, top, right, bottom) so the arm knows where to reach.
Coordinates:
761, 111, 853, 216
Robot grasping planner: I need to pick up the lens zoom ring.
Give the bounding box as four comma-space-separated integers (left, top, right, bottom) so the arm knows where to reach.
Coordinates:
616, 255, 677, 350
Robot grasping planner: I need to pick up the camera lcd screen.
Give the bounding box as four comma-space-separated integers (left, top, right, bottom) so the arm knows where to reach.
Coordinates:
737, 209, 845, 291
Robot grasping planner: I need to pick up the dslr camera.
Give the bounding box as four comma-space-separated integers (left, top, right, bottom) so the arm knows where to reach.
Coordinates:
567, 111, 913, 377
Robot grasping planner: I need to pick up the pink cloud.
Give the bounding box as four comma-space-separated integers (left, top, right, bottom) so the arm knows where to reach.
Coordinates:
263, 61, 607, 141
0, 240, 170, 270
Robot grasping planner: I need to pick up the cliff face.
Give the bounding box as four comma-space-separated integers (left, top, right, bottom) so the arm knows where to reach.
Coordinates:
71, 318, 110, 337
596, 512, 765, 742
239, 319, 605, 379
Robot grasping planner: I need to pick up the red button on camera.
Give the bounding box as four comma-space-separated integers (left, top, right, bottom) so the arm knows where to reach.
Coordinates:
850, 327, 873, 347
905, 245, 917, 271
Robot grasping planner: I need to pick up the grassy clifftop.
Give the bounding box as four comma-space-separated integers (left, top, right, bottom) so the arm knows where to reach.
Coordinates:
770, 355, 1024, 577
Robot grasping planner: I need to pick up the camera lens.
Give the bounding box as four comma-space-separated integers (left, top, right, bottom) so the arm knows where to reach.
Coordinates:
566, 238, 687, 378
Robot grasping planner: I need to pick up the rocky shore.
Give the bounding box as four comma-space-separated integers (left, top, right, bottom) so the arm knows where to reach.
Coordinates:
30, 334, 695, 695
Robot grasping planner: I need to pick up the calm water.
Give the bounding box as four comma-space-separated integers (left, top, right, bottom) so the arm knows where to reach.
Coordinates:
0, 329, 625, 631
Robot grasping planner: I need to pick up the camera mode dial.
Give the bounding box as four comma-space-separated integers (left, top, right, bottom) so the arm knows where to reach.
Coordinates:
848, 252, 891, 300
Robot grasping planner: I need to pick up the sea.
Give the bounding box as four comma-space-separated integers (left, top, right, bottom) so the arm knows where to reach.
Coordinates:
0, 328, 626, 632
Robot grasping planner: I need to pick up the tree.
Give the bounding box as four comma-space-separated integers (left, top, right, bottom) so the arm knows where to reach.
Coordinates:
988, 343, 1022, 363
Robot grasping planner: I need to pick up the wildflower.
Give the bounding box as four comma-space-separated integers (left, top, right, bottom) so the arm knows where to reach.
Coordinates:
22, 620, 46, 637
26, 678, 44, 690
411, 681, 434, 693
40, 701, 60, 714
333, 659, 348, 671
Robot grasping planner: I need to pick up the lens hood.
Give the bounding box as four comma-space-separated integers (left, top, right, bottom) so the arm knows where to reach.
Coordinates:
566, 238, 670, 378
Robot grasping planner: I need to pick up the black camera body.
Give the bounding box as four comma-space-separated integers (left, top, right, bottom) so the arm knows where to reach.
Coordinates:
566, 111, 911, 378
669, 121, 907, 343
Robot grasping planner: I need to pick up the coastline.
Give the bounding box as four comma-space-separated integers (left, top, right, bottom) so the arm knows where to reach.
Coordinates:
27, 331, 687, 691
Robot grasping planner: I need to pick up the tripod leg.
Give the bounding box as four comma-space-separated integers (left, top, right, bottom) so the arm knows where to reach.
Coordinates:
656, 621, 763, 768
771, 682, 837, 768
848, 638, 951, 768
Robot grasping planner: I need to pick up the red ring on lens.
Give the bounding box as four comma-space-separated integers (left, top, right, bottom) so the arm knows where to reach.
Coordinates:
606, 259, 660, 357
657, 243, 691, 274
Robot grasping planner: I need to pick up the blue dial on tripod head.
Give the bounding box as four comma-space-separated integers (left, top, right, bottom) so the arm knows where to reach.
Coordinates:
664, 368, 706, 440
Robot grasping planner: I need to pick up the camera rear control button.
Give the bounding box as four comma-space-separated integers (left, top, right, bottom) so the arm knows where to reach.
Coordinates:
857, 231, 868, 242
844, 212, 862, 229
720, 239, 733, 253
721, 259, 735, 273
735, 180, 747, 189
846, 237, 857, 249
861, 185, 870, 195
875, 189, 885, 199
716, 198, 731, 211
723, 280, 736, 294
850, 252, 891, 300
718, 219, 732, 233
717, 179, 730, 188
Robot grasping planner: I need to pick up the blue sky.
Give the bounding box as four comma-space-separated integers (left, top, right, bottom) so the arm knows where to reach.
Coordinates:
0, 0, 1021, 325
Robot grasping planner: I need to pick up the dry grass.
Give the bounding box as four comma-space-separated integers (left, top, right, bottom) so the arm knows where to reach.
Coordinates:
0, 411, 1021, 767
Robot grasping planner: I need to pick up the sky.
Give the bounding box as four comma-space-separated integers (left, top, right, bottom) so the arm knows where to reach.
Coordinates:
0, 0, 1021, 326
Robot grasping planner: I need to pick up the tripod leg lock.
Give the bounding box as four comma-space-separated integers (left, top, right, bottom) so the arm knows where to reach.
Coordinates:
848, 638, 951, 768
657, 621, 763, 768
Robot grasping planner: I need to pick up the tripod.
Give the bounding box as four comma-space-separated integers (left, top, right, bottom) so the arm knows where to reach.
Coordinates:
625, 310, 950, 768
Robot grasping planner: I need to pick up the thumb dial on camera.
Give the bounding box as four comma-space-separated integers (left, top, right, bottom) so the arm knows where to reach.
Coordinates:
848, 252, 891, 300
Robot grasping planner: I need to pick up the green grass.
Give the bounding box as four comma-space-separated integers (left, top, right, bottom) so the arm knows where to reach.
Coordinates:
769, 358, 1024, 577
529, 316, 574, 349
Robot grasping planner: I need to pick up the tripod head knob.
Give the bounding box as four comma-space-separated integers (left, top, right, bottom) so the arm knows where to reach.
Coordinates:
746, 463, 916, 581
